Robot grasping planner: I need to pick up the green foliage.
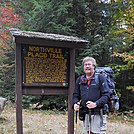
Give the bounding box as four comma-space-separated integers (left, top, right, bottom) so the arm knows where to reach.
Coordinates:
0, 1, 21, 102
19, 0, 86, 37
0, 0, 134, 112
0, 46, 15, 101
22, 95, 68, 111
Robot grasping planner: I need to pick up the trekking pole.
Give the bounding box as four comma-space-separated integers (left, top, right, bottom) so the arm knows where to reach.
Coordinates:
89, 120, 90, 134
89, 110, 91, 134
75, 110, 78, 134
74, 102, 80, 134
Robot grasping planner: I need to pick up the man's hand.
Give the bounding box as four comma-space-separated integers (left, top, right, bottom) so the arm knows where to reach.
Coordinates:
74, 102, 80, 111
86, 101, 97, 109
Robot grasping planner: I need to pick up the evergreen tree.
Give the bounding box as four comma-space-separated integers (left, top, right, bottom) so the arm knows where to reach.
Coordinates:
0, 0, 133, 111
0, 1, 22, 101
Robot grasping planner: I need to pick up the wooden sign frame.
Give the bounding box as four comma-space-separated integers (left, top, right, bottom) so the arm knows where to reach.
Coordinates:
11, 29, 88, 134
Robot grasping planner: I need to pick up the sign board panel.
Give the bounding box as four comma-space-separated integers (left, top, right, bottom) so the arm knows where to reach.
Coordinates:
10, 29, 88, 134
22, 45, 69, 87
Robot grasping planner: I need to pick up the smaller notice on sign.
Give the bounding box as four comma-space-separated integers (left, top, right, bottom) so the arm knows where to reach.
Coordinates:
22, 45, 69, 87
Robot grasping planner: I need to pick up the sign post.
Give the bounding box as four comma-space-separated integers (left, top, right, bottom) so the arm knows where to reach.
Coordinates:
11, 29, 88, 134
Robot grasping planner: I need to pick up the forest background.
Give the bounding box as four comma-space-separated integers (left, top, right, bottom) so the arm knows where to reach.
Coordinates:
0, 0, 134, 113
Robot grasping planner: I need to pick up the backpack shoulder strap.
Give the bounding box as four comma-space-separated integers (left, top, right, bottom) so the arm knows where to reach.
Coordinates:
79, 75, 87, 84
81, 75, 85, 78
95, 73, 100, 85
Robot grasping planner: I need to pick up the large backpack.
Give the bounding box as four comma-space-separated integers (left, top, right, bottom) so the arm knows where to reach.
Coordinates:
95, 67, 119, 113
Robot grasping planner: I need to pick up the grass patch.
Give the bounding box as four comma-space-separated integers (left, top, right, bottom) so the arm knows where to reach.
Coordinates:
0, 102, 134, 134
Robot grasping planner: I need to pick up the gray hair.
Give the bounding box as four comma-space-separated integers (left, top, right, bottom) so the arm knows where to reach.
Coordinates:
82, 57, 96, 67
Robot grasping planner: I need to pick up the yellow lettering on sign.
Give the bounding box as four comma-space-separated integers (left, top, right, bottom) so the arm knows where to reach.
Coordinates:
28, 52, 34, 57
29, 46, 39, 52
34, 52, 48, 58
55, 48, 62, 53
40, 47, 44, 52
43, 48, 62, 53
49, 53, 64, 59
24, 46, 68, 84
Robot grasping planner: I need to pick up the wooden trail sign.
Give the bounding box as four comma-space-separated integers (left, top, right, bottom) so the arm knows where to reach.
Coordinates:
10, 29, 88, 134
22, 45, 69, 87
